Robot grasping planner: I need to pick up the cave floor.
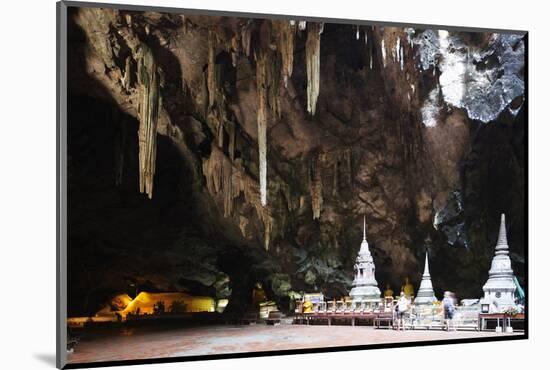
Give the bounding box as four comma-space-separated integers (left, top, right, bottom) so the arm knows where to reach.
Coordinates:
68, 324, 522, 364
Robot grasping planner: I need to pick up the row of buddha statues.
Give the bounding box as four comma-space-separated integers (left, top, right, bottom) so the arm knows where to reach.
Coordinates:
383, 277, 415, 300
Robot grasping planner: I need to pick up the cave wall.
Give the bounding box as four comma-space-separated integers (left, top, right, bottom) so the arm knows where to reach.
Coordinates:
66, 7, 526, 314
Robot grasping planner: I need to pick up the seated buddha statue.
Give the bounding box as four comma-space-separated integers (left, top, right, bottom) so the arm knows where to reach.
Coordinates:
401, 277, 415, 298
384, 284, 394, 298
302, 300, 313, 313
252, 282, 267, 307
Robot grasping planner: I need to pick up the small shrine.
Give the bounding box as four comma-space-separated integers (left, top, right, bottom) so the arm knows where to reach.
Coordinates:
349, 216, 381, 303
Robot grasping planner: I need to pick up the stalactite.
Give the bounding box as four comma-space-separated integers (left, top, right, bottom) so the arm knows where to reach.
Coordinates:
262, 210, 272, 251
216, 119, 225, 148
281, 181, 295, 212
306, 22, 322, 115
275, 20, 296, 88
201, 66, 209, 119
207, 31, 218, 109
255, 45, 282, 207
230, 35, 239, 67
136, 43, 161, 199
310, 156, 323, 220
395, 37, 400, 62
121, 55, 131, 92
205, 30, 227, 146
181, 15, 188, 34
299, 196, 306, 209
202, 147, 244, 217
370, 48, 373, 70
256, 51, 269, 207
203, 146, 275, 250
241, 20, 252, 57
381, 39, 387, 68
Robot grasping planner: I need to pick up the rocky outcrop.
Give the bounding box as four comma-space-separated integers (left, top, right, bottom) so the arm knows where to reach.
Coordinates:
67, 7, 526, 315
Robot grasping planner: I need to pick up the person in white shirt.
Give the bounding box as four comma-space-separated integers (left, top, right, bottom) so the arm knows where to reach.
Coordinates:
396, 292, 409, 330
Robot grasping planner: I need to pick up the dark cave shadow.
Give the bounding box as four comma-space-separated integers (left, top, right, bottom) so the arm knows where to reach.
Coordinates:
34, 353, 56, 367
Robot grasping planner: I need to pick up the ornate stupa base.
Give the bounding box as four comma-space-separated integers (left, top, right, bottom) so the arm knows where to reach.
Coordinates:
350, 285, 382, 303
414, 295, 437, 305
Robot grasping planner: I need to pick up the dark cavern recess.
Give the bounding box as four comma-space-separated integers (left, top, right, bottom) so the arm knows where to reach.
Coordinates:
67, 7, 525, 316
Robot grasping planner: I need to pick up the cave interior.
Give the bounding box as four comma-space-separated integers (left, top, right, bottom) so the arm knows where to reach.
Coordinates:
66, 6, 526, 316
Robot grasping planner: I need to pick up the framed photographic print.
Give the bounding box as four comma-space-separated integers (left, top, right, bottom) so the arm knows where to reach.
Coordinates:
57, 1, 527, 368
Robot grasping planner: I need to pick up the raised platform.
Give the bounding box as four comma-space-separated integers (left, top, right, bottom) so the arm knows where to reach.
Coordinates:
479, 313, 525, 332
294, 312, 393, 326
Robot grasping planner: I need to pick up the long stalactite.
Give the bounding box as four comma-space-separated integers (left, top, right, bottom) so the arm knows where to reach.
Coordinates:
207, 31, 218, 109
255, 43, 282, 207
306, 22, 323, 115
136, 43, 161, 199
256, 51, 269, 207
274, 20, 296, 88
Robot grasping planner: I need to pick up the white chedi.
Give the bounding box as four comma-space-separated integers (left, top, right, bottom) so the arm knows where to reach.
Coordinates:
480, 214, 517, 312
414, 252, 437, 305
349, 216, 381, 302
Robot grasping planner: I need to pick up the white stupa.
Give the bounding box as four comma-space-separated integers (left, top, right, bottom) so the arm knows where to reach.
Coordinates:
480, 214, 517, 311
349, 216, 381, 302
414, 252, 437, 305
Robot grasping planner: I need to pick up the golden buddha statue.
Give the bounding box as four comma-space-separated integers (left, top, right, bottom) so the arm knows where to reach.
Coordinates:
401, 277, 415, 298
383, 284, 394, 298
302, 300, 313, 313
252, 282, 267, 307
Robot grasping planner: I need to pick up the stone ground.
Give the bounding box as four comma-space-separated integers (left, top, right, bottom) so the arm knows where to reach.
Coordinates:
68, 324, 521, 364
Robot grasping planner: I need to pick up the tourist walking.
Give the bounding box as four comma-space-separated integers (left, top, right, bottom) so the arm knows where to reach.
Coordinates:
442, 291, 456, 331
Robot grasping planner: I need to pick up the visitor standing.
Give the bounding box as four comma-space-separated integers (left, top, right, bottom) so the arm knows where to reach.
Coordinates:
396, 292, 409, 330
